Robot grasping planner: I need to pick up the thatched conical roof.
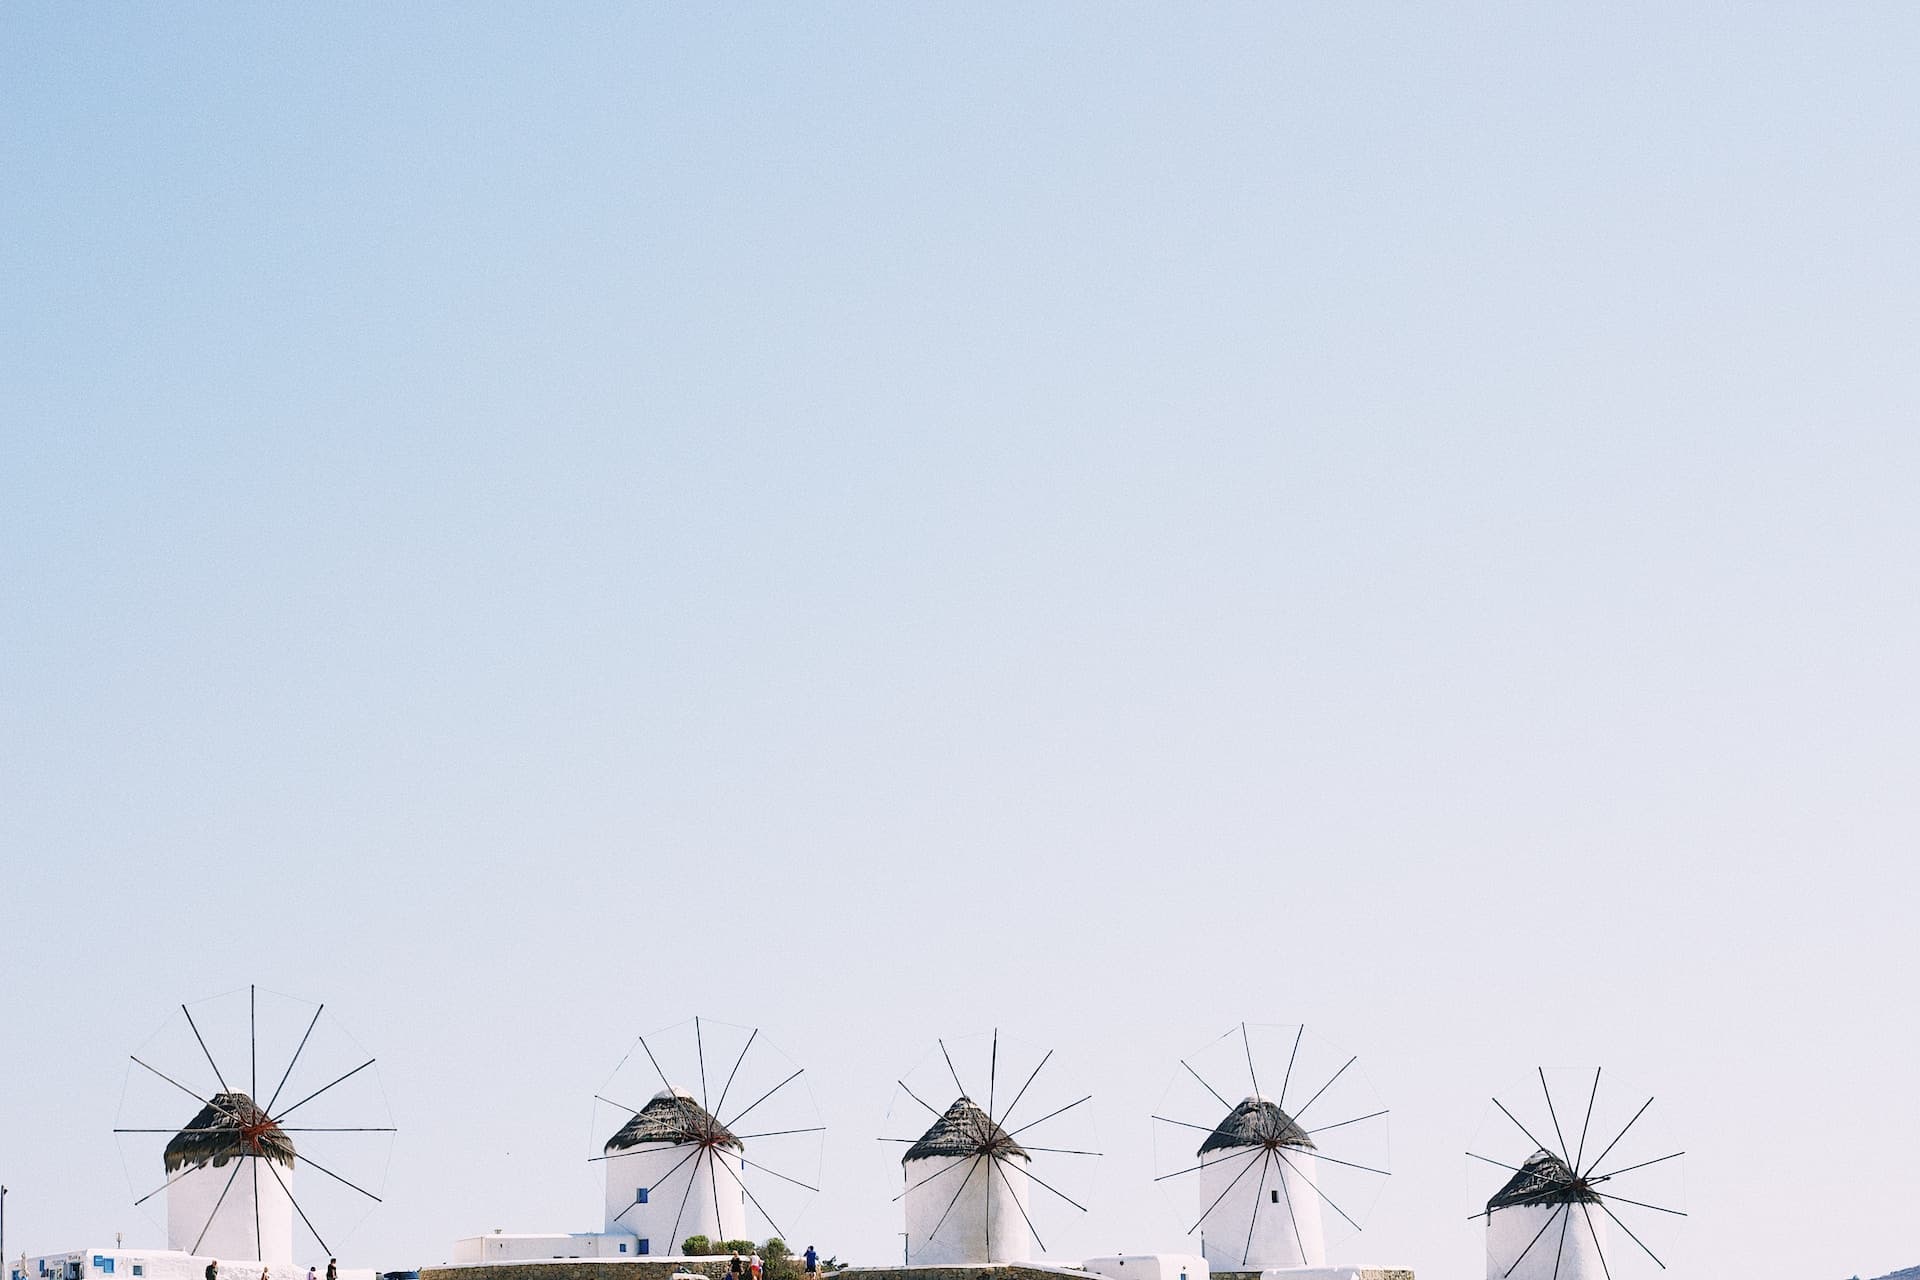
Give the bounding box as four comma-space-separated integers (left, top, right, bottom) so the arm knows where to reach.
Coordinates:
1487, 1150, 1596, 1211
163, 1092, 295, 1172
903, 1097, 1028, 1163
1197, 1096, 1315, 1156
604, 1088, 742, 1154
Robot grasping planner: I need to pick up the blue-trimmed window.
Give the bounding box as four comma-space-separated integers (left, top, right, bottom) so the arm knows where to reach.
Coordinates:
638, 1241, 651, 1256
636, 1187, 649, 1204
618, 1245, 627, 1255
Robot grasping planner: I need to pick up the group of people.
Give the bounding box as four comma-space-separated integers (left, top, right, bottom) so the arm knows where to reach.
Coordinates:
202, 1260, 336, 1280
723, 1245, 818, 1280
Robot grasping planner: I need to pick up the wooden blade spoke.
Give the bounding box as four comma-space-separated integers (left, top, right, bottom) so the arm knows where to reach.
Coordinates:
1278, 1026, 1305, 1113
1591, 1190, 1686, 1218
1549, 1198, 1573, 1280
1589, 1150, 1685, 1184
611, 1145, 700, 1218
265, 1004, 324, 1116
925, 1155, 984, 1246
1539, 1068, 1574, 1169
893, 1153, 976, 1203
995, 1049, 1053, 1132
1594, 1197, 1667, 1269
1015, 1160, 1087, 1213
713, 1148, 788, 1242
1500, 1203, 1566, 1278
263, 1153, 333, 1258
191, 1157, 247, 1255
990, 1155, 1046, 1253
1579, 1201, 1614, 1280
637, 1034, 674, 1096
740, 1154, 820, 1194
1492, 1097, 1558, 1165
732, 1127, 827, 1141
712, 1028, 758, 1123
1150, 1115, 1216, 1134
723, 1068, 803, 1131
695, 1017, 711, 1113
1291, 1055, 1356, 1124
272, 1059, 375, 1125
182, 1004, 233, 1097
1573, 1069, 1602, 1174
1306, 1109, 1389, 1137
1242, 1149, 1272, 1266
1273, 1148, 1362, 1232
1579, 1097, 1653, 1180
938, 1040, 970, 1101
1187, 1145, 1268, 1234
294, 1149, 383, 1202
1182, 1060, 1232, 1111
1003, 1094, 1089, 1140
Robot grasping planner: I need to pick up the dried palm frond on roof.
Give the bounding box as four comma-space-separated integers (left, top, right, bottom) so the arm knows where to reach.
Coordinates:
1197, 1096, 1316, 1156
163, 1092, 296, 1171
903, 1096, 1029, 1163
605, 1089, 742, 1153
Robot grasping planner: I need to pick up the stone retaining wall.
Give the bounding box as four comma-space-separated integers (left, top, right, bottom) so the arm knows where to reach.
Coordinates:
423, 1261, 742, 1280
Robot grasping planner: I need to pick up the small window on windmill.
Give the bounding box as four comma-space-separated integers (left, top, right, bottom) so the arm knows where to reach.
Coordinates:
1271, 1189, 1279, 1203
638, 1241, 650, 1257
618, 1246, 627, 1255
636, 1187, 649, 1204
133, 1269, 144, 1277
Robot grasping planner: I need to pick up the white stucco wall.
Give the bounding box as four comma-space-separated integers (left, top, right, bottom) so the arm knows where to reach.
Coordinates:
14, 1248, 372, 1280
166, 1159, 295, 1264
1484, 1202, 1608, 1280
1080, 1254, 1208, 1280
1196, 1148, 1324, 1270
901, 1153, 1034, 1265
449, 1234, 668, 1264
601, 1142, 745, 1253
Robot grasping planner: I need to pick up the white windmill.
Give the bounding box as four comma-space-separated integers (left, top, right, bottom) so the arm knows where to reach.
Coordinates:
590, 1018, 825, 1258
1152, 1024, 1391, 1273
883, 1030, 1097, 1266
1469, 1069, 1686, 1280
114, 986, 396, 1268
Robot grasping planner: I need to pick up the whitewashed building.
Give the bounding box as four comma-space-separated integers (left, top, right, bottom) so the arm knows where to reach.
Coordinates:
1194, 1096, 1324, 1271
901, 1098, 1034, 1265
1483, 1151, 1606, 1280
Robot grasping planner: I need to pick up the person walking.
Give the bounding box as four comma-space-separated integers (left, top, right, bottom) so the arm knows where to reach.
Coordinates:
749, 1257, 762, 1280
728, 1252, 742, 1280
326, 1260, 338, 1280
803, 1247, 817, 1276
307, 1268, 316, 1280
204, 1261, 218, 1280
261, 1266, 271, 1280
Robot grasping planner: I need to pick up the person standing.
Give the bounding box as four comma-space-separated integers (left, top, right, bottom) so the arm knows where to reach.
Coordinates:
749, 1257, 762, 1280
728, 1252, 742, 1280
803, 1247, 817, 1276
326, 1260, 338, 1280
307, 1269, 316, 1280
204, 1262, 218, 1280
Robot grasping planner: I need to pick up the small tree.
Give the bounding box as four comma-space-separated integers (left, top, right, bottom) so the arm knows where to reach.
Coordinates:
681, 1236, 714, 1257
761, 1240, 796, 1280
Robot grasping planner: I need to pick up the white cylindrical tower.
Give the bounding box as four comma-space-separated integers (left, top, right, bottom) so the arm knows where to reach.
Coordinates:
1483, 1151, 1608, 1280
1194, 1096, 1324, 1270
164, 1094, 295, 1263
602, 1088, 746, 1254
902, 1098, 1035, 1265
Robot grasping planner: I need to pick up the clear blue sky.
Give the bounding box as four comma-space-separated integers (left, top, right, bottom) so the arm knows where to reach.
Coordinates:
4, 5, 1917, 1278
